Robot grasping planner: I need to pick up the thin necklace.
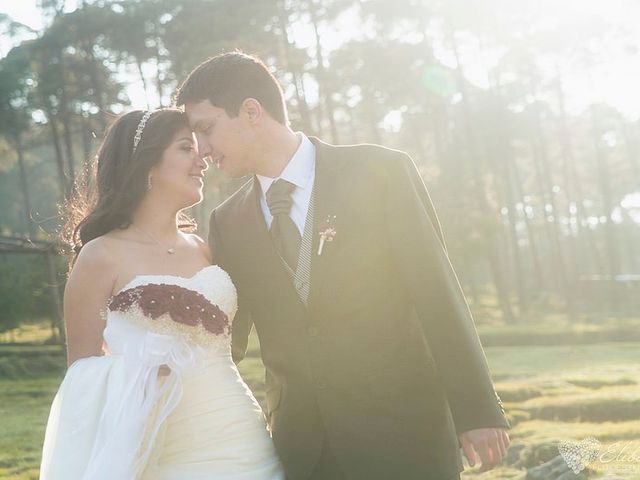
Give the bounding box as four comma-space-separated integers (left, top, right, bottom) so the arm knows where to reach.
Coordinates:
131, 223, 178, 254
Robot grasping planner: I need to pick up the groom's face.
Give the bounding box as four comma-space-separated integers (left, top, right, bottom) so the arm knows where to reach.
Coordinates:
186, 100, 256, 178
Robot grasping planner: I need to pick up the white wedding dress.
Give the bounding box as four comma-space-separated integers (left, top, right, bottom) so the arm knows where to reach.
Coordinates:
40, 265, 285, 480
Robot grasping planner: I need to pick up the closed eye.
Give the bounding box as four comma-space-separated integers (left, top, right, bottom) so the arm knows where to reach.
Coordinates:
176, 136, 195, 151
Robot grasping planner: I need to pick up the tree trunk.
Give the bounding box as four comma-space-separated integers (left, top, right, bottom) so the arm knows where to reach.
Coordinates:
155, 41, 166, 108
504, 154, 528, 315
13, 133, 36, 238
61, 112, 76, 193
590, 104, 621, 312
511, 156, 543, 291
363, 89, 381, 144
309, 1, 339, 143
45, 103, 68, 199
276, 1, 312, 132
137, 58, 151, 109
530, 99, 574, 317
80, 1, 107, 133
80, 111, 92, 164
621, 122, 640, 186
46, 250, 65, 344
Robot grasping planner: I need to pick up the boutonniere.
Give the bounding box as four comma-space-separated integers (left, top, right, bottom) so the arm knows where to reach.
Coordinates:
317, 214, 337, 256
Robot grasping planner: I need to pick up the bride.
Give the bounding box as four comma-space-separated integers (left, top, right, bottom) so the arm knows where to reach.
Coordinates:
39, 109, 285, 479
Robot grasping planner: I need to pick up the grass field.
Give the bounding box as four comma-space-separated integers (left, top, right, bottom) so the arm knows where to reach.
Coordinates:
1, 322, 639, 479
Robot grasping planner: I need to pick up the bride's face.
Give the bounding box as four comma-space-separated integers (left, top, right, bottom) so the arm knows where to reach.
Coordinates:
149, 128, 208, 208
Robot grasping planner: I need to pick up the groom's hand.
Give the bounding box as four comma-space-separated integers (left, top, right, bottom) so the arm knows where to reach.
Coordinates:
459, 428, 510, 472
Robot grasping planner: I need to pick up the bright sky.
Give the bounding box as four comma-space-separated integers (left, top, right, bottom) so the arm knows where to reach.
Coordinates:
0, 0, 45, 32
2, 0, 640, 120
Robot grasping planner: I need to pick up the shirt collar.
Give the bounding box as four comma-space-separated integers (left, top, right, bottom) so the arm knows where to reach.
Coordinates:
257, 132, 315, 194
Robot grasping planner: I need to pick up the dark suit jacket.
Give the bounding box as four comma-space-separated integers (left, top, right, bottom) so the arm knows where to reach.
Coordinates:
209, 137, 510, 480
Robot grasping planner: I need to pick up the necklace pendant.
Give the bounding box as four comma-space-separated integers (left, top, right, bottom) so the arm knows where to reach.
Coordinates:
167, 248, 176, 254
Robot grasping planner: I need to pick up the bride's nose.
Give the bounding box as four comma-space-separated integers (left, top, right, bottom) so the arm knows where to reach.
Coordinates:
195, 153, 209, 172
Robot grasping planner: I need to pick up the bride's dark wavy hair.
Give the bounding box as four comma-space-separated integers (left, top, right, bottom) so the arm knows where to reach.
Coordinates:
62, 109, 195, 263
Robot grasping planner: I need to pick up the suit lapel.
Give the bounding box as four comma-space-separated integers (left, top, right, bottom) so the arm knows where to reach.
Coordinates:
236, 177, 306, 310
233, 137, 344, 316
307, 137, 345, 313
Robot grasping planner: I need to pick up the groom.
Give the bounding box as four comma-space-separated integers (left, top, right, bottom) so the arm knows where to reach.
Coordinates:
176, 52, 510, 480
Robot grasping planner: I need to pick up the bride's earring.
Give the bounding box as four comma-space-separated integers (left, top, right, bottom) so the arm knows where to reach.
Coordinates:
147, 176, 153, 191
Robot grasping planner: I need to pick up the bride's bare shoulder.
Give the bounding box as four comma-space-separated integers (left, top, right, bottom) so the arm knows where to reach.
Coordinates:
63, 235, 122, 320
183, 232, 213, 263
70, 235, 121, 283
76, 235, 112, 261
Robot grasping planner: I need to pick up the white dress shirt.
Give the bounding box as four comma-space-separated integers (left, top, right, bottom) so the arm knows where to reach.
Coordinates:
256, 132, 316, 236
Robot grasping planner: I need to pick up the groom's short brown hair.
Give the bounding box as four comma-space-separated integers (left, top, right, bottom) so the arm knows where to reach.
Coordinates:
175, 51, 288, 125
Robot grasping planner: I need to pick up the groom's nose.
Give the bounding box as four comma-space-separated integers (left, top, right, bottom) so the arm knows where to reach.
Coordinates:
199, 152, 212, 165
195, 134, 212, 157
195, 152, 209, 171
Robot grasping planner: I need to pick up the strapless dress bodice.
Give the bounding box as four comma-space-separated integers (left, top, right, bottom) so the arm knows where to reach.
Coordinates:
103, 264, 237, 364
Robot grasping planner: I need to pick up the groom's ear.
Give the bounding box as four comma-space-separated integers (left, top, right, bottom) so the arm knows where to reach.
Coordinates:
240, 98, 263, 125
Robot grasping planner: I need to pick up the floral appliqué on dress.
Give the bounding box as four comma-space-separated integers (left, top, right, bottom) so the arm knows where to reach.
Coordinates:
108, 283, 230, 343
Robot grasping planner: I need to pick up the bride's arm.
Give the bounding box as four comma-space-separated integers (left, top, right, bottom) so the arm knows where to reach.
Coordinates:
64, 238, 119, 367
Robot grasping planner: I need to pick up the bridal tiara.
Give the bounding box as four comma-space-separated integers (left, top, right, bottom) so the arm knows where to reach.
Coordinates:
132, 110, 154, 154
